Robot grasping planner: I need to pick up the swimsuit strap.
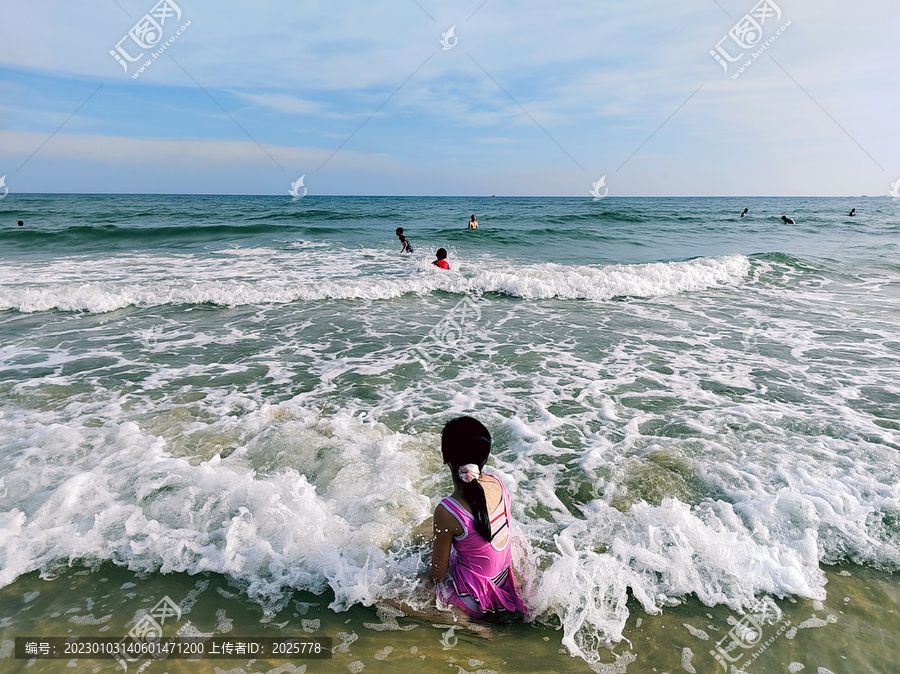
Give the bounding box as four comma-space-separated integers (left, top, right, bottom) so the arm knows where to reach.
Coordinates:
487, 476, 511, 545
441, 475, 512, 542
440, 497, 470, 539
440, 496, 468, 519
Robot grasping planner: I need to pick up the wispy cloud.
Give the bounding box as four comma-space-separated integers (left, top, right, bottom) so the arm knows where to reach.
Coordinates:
0, 0, 896, 195
229, 92, 331, 116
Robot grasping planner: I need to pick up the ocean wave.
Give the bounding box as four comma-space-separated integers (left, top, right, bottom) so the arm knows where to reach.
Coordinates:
1, 405, 896, 670
431, 227, 619, 243
250, 209, 399, 221
0, 223, 365, 248
0, 255, 751, 313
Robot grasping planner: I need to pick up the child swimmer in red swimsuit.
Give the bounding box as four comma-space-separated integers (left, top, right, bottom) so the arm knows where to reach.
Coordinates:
432, 248, 450, 270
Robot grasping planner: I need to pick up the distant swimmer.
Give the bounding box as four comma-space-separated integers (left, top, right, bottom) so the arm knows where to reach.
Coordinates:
468, 214, 478, 229
396, 227, 413, 253
781, 215, 796, 225
17, 220, 24, 227
740, 208, 748, 218
433, 248, 450, 270
849, 208, 856, 217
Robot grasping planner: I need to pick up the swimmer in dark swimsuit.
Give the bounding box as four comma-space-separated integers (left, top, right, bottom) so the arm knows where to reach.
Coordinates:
433, 248, 450, 270
849, 208, 856, 217
740, 208, 748, 218
396, 227, 413, 253
781, 215, 795, 225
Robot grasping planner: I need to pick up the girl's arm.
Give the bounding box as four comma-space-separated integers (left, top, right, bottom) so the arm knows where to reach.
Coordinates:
428, 504, 462, 584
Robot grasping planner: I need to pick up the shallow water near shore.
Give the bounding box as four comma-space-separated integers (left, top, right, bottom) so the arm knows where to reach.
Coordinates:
0, 563, 897, 673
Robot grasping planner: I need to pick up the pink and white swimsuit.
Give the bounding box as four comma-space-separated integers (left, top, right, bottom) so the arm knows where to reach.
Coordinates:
436, 474, 526, 618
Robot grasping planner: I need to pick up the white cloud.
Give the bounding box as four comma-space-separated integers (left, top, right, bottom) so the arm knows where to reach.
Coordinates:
0, 0, 897, 195
228, 92, 330, 116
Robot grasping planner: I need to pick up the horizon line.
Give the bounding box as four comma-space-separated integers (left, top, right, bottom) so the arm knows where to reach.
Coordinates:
1, 192, 888, 199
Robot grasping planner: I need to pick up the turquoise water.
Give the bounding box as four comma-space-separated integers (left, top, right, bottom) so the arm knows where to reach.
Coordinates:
1, 195, 899, 671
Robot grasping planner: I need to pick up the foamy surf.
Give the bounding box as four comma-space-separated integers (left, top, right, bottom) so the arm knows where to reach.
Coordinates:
0, 253, 750, 312
2, 398, 898, 671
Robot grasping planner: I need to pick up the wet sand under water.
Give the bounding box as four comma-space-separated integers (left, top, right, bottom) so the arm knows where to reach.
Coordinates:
0, 563, 896, 674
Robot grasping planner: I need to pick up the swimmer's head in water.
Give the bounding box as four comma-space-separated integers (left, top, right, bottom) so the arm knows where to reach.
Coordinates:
436, 248, 447, 260
17, 221, 24, 226
396, 227, 404, 236
470, 214, 476, 220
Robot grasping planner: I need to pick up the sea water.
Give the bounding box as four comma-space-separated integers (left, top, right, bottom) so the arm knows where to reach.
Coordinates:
0, 195, 898, 673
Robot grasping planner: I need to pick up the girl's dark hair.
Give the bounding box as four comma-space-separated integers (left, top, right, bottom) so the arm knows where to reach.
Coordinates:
436, 248, 447, 260
396, 227, 404, 235
441, 416, 493, 541
470, 214, 476, 220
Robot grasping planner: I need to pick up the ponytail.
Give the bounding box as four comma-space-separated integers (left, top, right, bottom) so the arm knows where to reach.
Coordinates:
441, 417, 493, 542
462, 475, 492, 541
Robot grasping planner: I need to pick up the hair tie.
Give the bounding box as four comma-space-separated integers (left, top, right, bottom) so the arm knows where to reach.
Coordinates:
458, 464, 481, 483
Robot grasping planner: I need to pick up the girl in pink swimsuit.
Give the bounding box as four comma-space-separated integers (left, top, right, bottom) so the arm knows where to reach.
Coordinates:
428, 417, 526, 620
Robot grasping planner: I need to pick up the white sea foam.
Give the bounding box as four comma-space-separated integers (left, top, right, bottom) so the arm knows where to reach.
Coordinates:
0, 251, 749, 313
2, 395, 896, 670
2, 246, 899, 674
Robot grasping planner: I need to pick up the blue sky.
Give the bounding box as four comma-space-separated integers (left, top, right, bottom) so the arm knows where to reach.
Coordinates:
0, 0, 898, 196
